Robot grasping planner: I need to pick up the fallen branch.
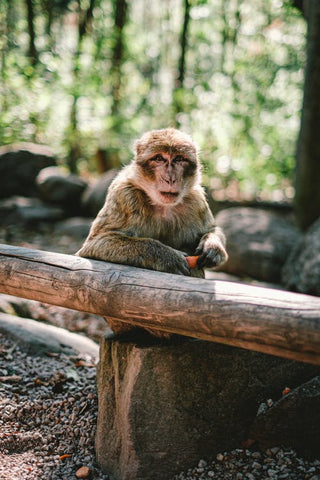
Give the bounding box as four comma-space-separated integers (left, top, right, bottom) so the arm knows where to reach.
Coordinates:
0, 243, 320, 364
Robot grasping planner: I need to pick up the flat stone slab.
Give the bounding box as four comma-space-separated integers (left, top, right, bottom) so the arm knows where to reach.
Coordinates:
0, 312, 99, 359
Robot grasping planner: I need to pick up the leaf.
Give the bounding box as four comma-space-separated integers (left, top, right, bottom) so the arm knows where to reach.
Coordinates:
59, 454, 71, 460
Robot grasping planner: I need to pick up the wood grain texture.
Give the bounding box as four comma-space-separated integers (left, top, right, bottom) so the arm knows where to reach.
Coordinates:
0, 243, 320, 364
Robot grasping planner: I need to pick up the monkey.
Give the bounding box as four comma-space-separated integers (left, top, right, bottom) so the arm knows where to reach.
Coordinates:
76, 128, 228, 337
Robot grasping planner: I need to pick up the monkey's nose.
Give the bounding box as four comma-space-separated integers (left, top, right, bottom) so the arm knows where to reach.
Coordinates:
165, 177, 176, 185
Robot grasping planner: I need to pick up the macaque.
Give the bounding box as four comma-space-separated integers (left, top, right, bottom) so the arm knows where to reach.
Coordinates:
76, 128, 227, 336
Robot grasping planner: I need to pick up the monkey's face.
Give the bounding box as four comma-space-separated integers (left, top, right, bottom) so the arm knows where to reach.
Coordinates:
134, 128, 200, 207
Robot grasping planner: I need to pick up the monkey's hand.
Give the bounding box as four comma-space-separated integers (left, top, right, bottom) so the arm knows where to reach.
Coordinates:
195, 232, 228, 269
155, 245, 191, 276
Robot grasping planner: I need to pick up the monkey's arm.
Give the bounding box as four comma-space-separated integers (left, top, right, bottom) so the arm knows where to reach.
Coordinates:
194, 207, 228, 270
195, 228, 228, 269
76, 230, 190, 276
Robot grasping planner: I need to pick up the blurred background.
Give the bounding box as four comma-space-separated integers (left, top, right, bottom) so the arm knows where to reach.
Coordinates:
0, 0, 307, 204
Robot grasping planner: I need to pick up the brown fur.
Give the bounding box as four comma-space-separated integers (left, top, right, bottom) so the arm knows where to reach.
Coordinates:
76, 128, 228, 337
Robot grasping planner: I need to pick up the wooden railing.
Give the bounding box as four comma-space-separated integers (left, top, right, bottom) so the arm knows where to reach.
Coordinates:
1, 243, 320, 365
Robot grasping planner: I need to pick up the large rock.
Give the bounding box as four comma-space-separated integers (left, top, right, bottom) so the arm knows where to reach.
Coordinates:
250, 376, 320, 458
282, 217, 320, 296
0, 143, 56, 199
216, 207, 301, 283
0, 196, 64, 226
81, 169, 119, 216
36, 166, 87, 215
96, 335, 319, 480
54, 217, 91, 239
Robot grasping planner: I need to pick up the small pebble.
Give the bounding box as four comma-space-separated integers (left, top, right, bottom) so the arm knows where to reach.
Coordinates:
76, 466, 90, 478
268, 468, 277, 477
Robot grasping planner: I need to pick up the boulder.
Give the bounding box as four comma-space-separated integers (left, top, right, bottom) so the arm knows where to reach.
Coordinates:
282, 217, 320, 296
81, 169, 119, 216
0, 143, 56, 199
250, 376, 320, 458
54, 217, 91, 239
216, 207, 301, 283
96, 334, 319, 480
0, 196, 64, 226
36, 167, 87, 215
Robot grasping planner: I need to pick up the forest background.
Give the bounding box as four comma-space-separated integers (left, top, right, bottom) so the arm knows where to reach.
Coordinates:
0, 0, 319, 229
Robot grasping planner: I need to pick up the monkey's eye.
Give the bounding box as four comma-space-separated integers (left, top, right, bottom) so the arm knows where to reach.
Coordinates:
173, 155, 188, 164
151, 154, 165, 163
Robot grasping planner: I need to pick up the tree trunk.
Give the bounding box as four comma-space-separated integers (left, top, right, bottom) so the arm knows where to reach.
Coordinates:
295, 0, 320, 230
66, 0, 95, 173
25, 0, 38, 66
110, 0, 128, 116
176, 0, 191, 90
1, 244, 320, 365
173, 0, 191, 126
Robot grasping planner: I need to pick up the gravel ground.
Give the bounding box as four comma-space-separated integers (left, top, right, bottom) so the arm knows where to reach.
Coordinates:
0, 333, 107, 480
174, 450, 320, 480
2, 334, 320, 480
1, 223, 320, 479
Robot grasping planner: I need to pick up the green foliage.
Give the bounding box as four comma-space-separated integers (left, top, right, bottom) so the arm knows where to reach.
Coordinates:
0, 0, 306, 199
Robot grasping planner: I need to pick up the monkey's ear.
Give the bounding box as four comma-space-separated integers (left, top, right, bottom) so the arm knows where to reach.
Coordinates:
133, 139, 143, 157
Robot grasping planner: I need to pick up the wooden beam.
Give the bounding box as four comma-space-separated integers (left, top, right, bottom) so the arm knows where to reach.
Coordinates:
0, 243, 320, 365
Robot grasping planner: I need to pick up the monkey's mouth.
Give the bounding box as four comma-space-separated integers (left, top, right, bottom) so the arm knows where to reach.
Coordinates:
160, 191, 180, 202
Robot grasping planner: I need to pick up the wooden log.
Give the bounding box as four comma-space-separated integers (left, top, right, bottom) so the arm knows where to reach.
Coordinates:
0, 243, 320, 365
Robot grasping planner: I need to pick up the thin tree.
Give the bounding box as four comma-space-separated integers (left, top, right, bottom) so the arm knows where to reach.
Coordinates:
295, 0, 320, 230
110, 0, 128, 117
176, 0, 191, 90
173, 0, 191, 125
25, 0, 38, 66
67, 0, 95, 173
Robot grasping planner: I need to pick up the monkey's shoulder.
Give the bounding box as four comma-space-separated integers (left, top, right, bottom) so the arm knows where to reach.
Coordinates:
107, 178, 149, 213
94, 178, 151, 234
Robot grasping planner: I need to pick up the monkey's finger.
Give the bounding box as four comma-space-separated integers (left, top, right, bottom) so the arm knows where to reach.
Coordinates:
194, 246, 204, 256
175, 258, 191, 276
197, 249, 222, 269
209, 248, 227, 267
196, 252, 207, 269
180, 261, 191, 276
